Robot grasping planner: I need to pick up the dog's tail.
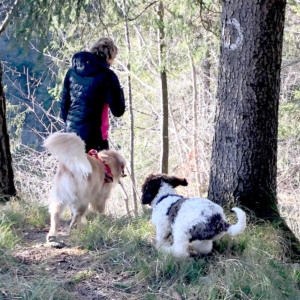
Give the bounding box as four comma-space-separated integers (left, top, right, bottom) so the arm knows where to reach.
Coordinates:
227, 207, 246, 236
44, 132, 92, 178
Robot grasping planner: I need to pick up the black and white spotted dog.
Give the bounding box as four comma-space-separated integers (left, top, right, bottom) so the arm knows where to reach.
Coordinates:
141, 174, 247, 258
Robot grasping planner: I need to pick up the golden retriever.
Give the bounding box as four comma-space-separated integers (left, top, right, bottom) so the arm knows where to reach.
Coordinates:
44, 132, 126, 243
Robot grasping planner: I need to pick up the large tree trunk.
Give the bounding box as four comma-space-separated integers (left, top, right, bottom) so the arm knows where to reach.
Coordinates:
0, 60, 16, 200
208, 0, 286, 219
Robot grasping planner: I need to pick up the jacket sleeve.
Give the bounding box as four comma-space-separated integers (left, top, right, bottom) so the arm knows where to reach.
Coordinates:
60, 71, 71, 122
106, 70, 125, 117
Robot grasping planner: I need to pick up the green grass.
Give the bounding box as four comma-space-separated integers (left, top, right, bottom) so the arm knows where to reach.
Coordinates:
1, 200, 300, 299
0, 213, 20, 250
0, 276, 76, 300
69, 213, 300, 299
1, 198, 49, 229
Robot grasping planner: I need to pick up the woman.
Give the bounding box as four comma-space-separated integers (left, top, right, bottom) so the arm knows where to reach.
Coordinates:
60, 37, 125, 152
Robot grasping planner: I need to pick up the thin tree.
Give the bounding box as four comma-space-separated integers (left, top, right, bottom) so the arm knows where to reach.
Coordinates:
187, 44, 202, 197
208, 0, 287, 220
120, 0, 138, 215
156, 1, 169, 174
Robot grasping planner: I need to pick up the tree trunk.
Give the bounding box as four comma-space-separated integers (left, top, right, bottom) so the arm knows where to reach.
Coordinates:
157, 1, 169, 174
122, 0, 138, 215
202, 52, 211, 99
0, 60, 16, 200
187, 45, 202, 197
208, 0, 286, 220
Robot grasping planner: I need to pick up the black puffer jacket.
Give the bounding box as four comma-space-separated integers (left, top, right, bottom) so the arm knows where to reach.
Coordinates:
60, 51, 125, 143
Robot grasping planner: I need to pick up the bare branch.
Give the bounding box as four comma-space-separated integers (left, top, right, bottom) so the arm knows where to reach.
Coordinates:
127, 1, 158, 21
0, 0, 20, 36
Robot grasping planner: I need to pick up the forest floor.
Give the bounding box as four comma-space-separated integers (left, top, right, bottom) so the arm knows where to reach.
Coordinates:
1, 198, 300, 300
10, 226, 141, 300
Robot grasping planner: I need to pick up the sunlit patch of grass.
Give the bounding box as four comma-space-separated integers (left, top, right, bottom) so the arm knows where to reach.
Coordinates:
201, 256, 300, 300
1, 198, 49, 230
71, 213, 154, 252
26, 204, 49, 228
1, 276, 76, 300
69, 269, 96, 284
1, 201, 28, 229
0, 214, 20, 250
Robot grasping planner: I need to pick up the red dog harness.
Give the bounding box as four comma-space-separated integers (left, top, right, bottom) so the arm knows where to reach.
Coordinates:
88, 149, 113, 183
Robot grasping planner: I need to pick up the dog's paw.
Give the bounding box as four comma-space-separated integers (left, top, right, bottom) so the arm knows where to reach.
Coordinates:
46, 236, 67, 249
156, 242, 172, 251
47, 235, 56, 243
48, 241, 67, 249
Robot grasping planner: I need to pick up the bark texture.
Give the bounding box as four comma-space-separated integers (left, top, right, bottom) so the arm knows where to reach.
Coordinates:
208, 0, 286, 219
0, 61, 16, 200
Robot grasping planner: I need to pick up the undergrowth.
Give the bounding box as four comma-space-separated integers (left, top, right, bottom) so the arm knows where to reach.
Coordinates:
1, 199, 300, 300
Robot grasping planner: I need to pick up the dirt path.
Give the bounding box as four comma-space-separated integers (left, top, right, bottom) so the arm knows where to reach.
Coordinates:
9, 227, 142, 300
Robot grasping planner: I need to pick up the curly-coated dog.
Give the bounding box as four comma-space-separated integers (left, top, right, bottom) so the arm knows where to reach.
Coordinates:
141, 174, 246, 258
44, 132, 126, 243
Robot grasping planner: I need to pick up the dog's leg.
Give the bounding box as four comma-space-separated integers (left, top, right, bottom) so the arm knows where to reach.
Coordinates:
90, 188, 111, 214
191, 240, 213, 254
172, 231, 190, 258
92, 200, 106, 214
47, 201, 64, 242
68, 204, 88, 233
155, 224, 172, 249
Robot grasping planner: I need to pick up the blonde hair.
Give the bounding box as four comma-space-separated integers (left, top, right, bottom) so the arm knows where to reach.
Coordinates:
89, 37, 118, 61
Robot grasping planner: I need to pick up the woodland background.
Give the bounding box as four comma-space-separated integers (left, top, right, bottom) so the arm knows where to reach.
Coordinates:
2, 0, 300, 226
1, 1, 300, 299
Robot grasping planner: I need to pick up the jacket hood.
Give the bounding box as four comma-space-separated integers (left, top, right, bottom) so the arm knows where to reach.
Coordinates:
72, 51, 108, 76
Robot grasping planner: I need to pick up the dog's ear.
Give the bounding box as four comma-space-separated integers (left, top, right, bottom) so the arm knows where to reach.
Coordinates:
141, 175, 162, 205
179, 178, 188, 187
164, 176, 188, 188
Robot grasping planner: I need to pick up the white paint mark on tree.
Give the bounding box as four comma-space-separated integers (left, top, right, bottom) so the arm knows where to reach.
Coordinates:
222, 18, 244, 50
